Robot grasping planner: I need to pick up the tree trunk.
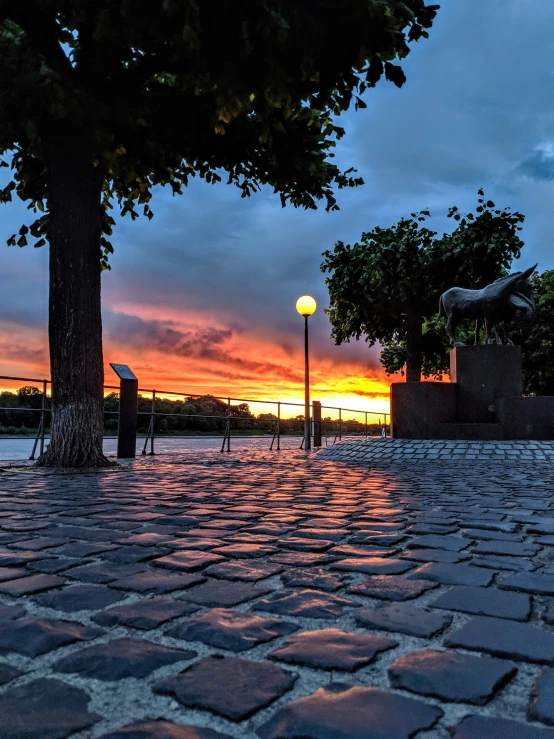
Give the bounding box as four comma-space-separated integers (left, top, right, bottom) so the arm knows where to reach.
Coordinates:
36, 138, 113, 467
405, 307, 423, 382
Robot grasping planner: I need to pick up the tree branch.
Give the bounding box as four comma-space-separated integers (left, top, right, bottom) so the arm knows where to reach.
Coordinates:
0, 1, 74, 80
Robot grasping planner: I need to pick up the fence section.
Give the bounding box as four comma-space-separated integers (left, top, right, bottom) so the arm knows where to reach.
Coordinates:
0, 375, 390, 459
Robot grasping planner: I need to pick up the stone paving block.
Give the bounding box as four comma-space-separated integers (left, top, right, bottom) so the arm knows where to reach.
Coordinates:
331, 544, 397, 558
356, 603, 452, 638
402, 548, 469, 564
500, 572, 554, 595
1, 520, 49, 532
117, 532, 175, 547
348, 534, 406, 546
48, 541, 117, 558
0, 615, 104, 656
211, 543, 275, 558
537, 536, 554, 545
296, 527, 349, 541
153, 551, 224, 571
33, 584, 126, 612
109, 570, 205, 593
155, 655, 296, 721
0, 550, 49, 566
444, 616, 554, 664
99, 721, 234, 738
281, 567, 345, 591
9, 536, 66, 550
470, 555, 537, 571
451, 714, 554, 738
280, 537, 333, 552
179, 578, 271, 607
460, 520, 516, 533
92, 597, 198, 630
463, 528, 523, 542
0, 602, 25, 621
529, 668, 554, 726
407, 562, 495, 587
348, 575, 438, 601
253, 589, 354, 619
407, 523, 457, 534
408, 535, 471, 552
388, 649, 516, 704
330, 557, 413, 575
0, 664, 24, 686
0, 572, 65, 595
432, 585, 532, 621
473, 541, 540, 557
65, 562, 147, 583
270, 552, 335, 566
256, 682, 442, 739
269, 628, 397, 671
0, 678, 101, 739
0, 566, 26, 582
167, 608, 297, 652
53, 637, 195, 680
29, 557, 83, 574
205, 560, 283, 581
103, 545, 169, 564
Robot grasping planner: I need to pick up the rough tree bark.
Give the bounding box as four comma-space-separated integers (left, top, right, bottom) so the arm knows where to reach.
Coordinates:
36, 137, 112, 467
405, 306, 423, 383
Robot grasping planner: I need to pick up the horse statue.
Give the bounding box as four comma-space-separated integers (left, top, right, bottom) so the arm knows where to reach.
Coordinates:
438, 264, 537, 346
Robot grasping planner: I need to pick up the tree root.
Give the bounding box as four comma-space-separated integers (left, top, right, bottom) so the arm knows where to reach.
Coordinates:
35, 448, 117, 469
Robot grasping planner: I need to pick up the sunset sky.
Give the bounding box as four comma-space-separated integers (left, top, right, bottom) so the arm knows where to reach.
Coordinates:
1, 1, 554, 419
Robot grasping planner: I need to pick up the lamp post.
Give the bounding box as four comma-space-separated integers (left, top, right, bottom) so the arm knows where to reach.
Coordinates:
296, 295, 316, 451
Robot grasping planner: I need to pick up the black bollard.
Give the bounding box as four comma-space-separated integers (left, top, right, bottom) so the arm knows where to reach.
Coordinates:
110, 364, 138, 459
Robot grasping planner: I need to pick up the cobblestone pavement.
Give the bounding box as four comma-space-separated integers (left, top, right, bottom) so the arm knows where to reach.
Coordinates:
1, 448, 554, 738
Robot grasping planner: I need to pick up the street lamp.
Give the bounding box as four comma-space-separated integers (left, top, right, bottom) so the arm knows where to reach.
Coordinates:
296, 295, 316, 451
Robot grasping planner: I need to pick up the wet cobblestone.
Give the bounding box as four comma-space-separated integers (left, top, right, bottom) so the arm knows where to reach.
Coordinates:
0, 447, 554, 736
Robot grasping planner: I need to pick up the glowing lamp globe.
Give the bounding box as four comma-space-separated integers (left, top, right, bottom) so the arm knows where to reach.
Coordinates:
296, 295, 316, 317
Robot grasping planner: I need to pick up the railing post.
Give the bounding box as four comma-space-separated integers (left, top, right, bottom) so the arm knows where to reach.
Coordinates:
365, 411, 368, 439
40, 380, 47, 457
339, 408, 342, 441
227, 397, 231, 452
277, 401, 281, 451
149, 390, 156, 455
313, 400, 322, 447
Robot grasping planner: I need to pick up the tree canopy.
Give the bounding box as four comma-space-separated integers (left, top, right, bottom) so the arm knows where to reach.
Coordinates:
321, 192, 524, 381
1, 0, 439, 267
519, 270, 554, 395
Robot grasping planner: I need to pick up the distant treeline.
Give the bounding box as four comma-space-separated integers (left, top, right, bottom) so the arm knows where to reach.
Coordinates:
0, 386, 385, 436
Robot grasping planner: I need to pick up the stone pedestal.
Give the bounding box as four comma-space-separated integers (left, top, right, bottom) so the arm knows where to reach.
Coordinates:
451, 346, 523, 423
390, 345, 553, 440
391, 382, 456, 439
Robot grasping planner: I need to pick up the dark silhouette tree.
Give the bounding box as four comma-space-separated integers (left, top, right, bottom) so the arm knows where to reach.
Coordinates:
322, 193, 524, 381
0, 1, 438, 467
522, 270, 554, 396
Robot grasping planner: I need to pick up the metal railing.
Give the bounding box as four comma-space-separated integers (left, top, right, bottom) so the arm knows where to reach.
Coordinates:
0, 374, 389, 459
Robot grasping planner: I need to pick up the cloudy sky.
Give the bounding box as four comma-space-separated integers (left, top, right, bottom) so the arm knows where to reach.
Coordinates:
1, 0, 554, 418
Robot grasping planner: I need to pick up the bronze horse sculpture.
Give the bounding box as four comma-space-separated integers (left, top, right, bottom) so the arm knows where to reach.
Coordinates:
438, 265, 537, 346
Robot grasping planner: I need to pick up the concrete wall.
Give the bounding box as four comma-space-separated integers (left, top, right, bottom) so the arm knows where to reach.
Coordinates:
390, 382, 456, 439
495, 397, 554, 440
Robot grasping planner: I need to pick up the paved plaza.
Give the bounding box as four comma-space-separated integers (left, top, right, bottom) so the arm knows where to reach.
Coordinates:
1, 443, 554, 737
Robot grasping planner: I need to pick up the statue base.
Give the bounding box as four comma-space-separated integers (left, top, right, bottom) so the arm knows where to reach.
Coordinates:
391, 345, 554, 440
